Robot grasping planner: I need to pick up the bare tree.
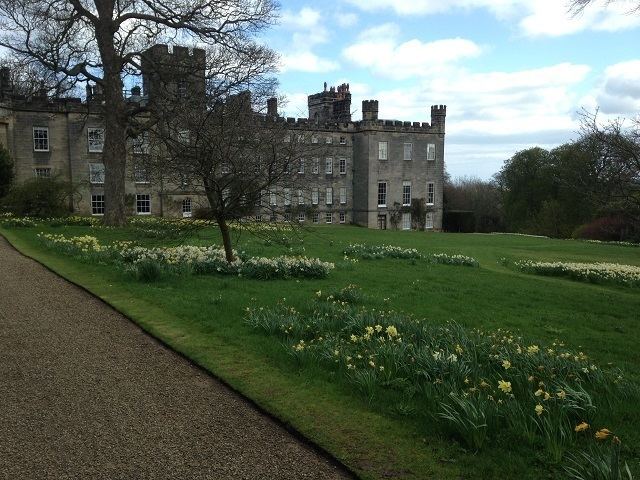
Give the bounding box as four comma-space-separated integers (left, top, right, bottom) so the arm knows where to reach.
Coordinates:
569, 0, 640, 15
0, 0, 278, 226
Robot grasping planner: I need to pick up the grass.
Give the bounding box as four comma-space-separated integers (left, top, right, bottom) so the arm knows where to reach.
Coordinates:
2, 222, 640, 479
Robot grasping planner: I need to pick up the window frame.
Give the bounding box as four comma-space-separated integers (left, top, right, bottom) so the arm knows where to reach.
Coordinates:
135, 193, 151, 215
325, 212, 333, 224
312, 212, 319, 223
427, 182, 435, 205
402, 212, 411, 231
427, 143, 436, 161
377, 181, 387, 208
339, 157, 347, 175
339, 212, 346, 224
182, 197, 192, 218
402, 181, 411, 207
298, 159, 305, 174
325, 187, 333, 205
33, 127, 49, 152
311, 188, 319, 205
312, 157, 320, 175
339, 186, 347, 205
33, 167, 51, 178
325, 157, 333, 175
87, 127, 105, 153
426, 212, 434, 229
89, 163, 105, 185
91, 194, 105, 216
378, 141, 388, 161
404, 143, 413, 161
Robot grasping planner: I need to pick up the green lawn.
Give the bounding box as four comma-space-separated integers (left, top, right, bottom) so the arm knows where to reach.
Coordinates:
2, 223, 639, 479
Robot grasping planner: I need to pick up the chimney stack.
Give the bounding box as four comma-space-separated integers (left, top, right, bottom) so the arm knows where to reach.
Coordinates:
362, 100, 379, 121
267, 97, 278, 117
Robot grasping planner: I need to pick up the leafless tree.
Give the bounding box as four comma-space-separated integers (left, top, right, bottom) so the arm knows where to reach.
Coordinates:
0, 0, 278, 226
569, 0, 640, 15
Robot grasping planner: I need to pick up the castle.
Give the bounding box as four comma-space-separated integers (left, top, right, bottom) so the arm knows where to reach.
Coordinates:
0, 45, 445, 230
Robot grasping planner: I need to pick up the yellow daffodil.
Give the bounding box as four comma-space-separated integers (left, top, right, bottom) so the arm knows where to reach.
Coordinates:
502, 360, 511, 370
535, 404, 544, 416
534, 389, 544, 397
498, 380, 512, 394
574, 422, 589, 433
557, 390, 566, 400
595, 428, 612, 440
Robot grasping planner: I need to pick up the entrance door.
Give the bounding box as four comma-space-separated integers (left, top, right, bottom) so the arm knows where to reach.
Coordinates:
377, 214, 387, 230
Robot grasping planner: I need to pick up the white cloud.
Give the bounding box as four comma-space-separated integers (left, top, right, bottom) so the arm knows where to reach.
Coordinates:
280, 7, 322, 30
343, 24, 482, 79
280, 52, 340, 73
335, 12, 359, 28
589, 60, 640, 115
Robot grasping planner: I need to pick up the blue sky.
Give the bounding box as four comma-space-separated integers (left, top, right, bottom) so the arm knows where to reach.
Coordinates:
264, 0, 640, 179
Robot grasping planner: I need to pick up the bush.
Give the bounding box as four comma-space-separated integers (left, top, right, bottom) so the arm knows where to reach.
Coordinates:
573, 216, 637, 242
0, 144, 14, 200
2, 176, 77, 217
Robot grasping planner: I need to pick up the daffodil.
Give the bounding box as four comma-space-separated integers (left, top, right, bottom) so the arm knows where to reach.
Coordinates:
498, 380, 512, 394
595, 428, 612, 440
535, 404, 544, 416
502, 359, 511, 369
574, 422, 589, 433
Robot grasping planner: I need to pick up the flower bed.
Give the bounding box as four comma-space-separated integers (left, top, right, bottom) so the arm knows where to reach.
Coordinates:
514, 260, 640, 287
343, 243, 422, 259
429, 253, 479, 267
0, 214, 38, 228
246, 290, 633, 464
584, 239, 640, 248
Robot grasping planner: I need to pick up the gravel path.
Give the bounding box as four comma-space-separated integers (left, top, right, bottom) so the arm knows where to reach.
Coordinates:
0, 236, 353, 480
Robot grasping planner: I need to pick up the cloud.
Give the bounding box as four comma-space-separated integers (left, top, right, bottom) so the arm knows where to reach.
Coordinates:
280, 7, 322, 30
280, 52, 340, 73
591, 60, 640, 115
343, 24, 482, 80
335, 12, 359, 28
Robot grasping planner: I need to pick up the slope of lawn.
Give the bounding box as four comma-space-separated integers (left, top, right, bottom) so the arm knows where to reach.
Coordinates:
2, 222, 639, 479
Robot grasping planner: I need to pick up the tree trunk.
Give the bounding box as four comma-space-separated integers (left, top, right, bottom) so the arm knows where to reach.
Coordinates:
217, 215, 235, 263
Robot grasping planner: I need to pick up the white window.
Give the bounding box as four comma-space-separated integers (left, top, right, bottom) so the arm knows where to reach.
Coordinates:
312, 158, 319, 174
89, 163, 105, 184
270, 191, 277, 206
297, 189, 304, 205
339, 157, 347, 175
298, 212, 306, 223
33, 127, 49, 151
312, 212, 319, 223
312, 188, 319, 205
221, 162, 230, 174
378, 141, 388, 160
311, 136, 319, 144
283, 134, 291, 143
133, 133, 149, 154
402, 212, 411, 231
91, 194, 105, 215
178, 130, 190, 144
34, 168, 51, 178
339, 187, 347, 205
339, 136, 346, 145
339, 212, 346, 224
402, 181, 411, 206
134, 164, 149, 184
88, 128, 104, 153
427, 143, 436, 161
326, 187, 333, 205
298, 159, 305, 174
427, 182, 435, 205
404, 143, 412, 161
182, 198, 192, 218
284, 188, 291, 206
325, 158, 333, 175
426, 212, 434, 229
377, 182, 387, 207
136, 194, 151, 215
325, 212, 333, 224
326, 136, 333, 144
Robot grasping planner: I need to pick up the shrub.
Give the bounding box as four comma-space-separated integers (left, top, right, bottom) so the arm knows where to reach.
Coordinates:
127, 258, 164, 282
2, 176, 77, 217
514, 260, 640, 288
0, 143, 14, 199
573, 216, 636, 242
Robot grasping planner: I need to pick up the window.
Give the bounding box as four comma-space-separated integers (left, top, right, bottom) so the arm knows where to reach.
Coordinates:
312, 157, 320, 174
298, 159, 305, 174
402, 212, 411, 231
178, 130, 190, 144
133, 133, 148, 154
311, 136, 319, 144
326, 187, 333, 205
339, 136, 346, 145
255, 214, 263, 222
177, 81, 187, 98
283, 134, 291, 143
312, 188, 319, 205
134, 163, 149, 184
297, 189, 304, 205
298, 212, 306, 223
34, 168, 51, 178
91, 194, 105, 215
339, 212, 346, 224
377, 182, 387, 207
325, 158, 333, 175
221, 162, 230, 174
182, 198, 192, 218
136, 194, 151, 215
402, 181, 411, 206
378, 141, 388, 160
269, 213, 277, 222
427, 143, 436, 161
312, 212, 319, 223
339, 187, 347, 205
284, 188, 291, 206
284, 212, 291, 222
270, 191, 277, 206
33, 127, 49, 151
426, 212, 434, 229
404, 143, 413, 161
325, 212, 333, 224
89, 163, 105, 184
326, 136, 333, 144
339, 157, 347, 175
88, 128, 104, 153
427, 182, 435, 205
284, 161, 291, 175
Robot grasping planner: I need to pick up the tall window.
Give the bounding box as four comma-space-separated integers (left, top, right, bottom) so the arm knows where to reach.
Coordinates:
270, 191, 277, 206
427, 143, 436, 161
297, 189, 304, 205
182, 198, 192, 217
312, 157, 319, 174
325, 212, 333, 224
402, 181, 411, 206
404, 143, 413, 161
378, 141, 388, 160
91, 194, 105, 215
402, 212, 411, 230
377, 182, 387, 207
133, 133, 148, 154
339, 187, 347, 204
136, 194, 151, 215
177, 81, 187, 98
312, 212, 319, 223
33, 168, 51, 178
426, 212, 434, 229
33, 127, 49, 151
298, 159, 305, 174
325, 157, 333, 175
339, 157, 347, 175
134, 164, 149, 184
312, 188, 319, 205
339, 212, 346, 224
88, 128, 104, 153
89, 163, 105, 184
326, 187, 333, 205
284, 188, 291, 206
339, 136, 346, 145
427, 182, 435, 205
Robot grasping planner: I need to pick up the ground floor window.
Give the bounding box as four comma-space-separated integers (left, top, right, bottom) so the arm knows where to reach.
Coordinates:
284, 213, 291, 222
325, 212, 333, 224
269, 213, 277, 222
298, 212, 306, 223
426, 212, 434, 229
34, 167, 51, 178
339, 212, 346, 223
91, 194, 105, 215
312, 212, 319, 223
377, 214, 387, 230
182, 197, 192, 218
136, 194, 151, 215
402, 212, 411, 230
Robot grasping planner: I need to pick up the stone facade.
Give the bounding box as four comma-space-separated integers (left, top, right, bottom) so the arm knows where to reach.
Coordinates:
0, 46, 445, 230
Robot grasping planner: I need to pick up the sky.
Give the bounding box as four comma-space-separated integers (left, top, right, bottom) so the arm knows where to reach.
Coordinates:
263, 0, 640, 179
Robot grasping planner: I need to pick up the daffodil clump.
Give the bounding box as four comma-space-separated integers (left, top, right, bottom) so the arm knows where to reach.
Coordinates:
584, 239, 640, 248
428, 253, 479, 267
343, 243, 422, 260
515, 259, 640, 287
246, 289, 634, 461
0, 213, 38, 227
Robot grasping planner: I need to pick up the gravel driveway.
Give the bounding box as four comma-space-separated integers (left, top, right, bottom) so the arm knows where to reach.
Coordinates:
0, 236, 353, 480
